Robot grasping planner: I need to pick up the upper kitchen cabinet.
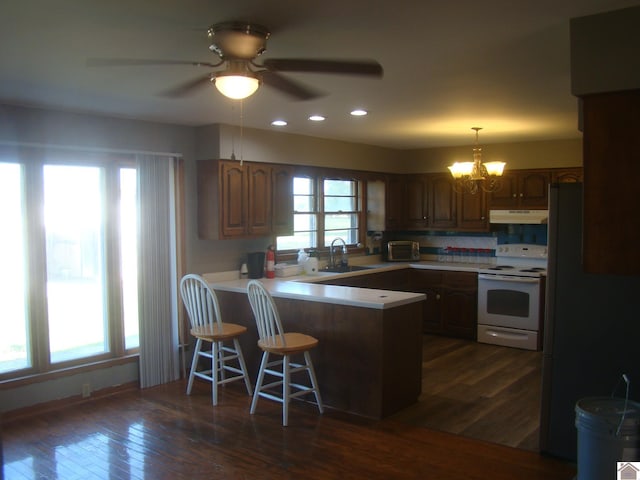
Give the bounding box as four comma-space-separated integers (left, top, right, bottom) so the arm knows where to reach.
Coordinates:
197, 159, 293, 240
428, 174, 457, 229
385, 173, 489, 232
458, 189, 489, 231
405, 175, 430, 229
489, 170, 550, 209
385, 174, 406, 230
551, 167, 583, 184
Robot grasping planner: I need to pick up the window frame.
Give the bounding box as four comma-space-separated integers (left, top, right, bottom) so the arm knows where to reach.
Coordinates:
0, 148, 141, 382
276, 166, 369, 257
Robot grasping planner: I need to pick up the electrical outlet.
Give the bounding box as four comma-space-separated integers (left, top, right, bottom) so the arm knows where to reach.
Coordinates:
82, 383, 91, 398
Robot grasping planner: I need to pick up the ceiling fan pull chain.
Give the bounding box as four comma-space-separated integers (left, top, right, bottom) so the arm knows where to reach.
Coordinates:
239, 98, 244, 167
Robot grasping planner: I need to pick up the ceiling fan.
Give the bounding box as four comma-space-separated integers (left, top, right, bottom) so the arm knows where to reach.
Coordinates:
87, 21, 384, 100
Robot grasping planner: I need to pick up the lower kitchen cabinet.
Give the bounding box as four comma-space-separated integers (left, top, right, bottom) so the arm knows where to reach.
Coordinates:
318, 267, 477, 340
409, 269, 477, 340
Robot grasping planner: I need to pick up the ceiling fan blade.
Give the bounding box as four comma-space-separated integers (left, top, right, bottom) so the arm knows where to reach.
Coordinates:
159, 73, 213, 97
86, 58, 222, 68
260, 70, 324, 101
262, 58, 383, 77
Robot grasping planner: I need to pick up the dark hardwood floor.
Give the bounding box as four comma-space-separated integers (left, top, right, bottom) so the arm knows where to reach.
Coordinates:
2, 335, 573, 480
393, 335, 543, 451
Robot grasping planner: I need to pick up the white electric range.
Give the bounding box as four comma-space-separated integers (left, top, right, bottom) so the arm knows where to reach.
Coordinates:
477, 244, 548, 350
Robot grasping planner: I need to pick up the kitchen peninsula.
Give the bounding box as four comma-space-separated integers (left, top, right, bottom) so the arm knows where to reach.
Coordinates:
207, 273, 425, 419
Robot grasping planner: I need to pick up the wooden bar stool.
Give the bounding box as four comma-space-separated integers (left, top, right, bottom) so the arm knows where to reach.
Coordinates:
246, 279, 323, 426
180, 274, 253, 405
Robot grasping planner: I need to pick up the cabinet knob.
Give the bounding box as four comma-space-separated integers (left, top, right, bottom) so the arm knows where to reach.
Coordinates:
512, 193, 517, 198
436, 294, 441, 300
519, 193, 524, 197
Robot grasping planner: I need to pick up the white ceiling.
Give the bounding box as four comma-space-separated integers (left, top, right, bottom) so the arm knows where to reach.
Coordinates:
2, 0, 638, 149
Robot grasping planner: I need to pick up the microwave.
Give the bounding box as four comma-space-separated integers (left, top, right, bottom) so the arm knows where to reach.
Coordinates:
387, 241, 421, 261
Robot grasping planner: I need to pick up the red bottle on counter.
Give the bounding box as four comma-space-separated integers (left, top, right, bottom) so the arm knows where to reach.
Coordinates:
266, 245, 276, 278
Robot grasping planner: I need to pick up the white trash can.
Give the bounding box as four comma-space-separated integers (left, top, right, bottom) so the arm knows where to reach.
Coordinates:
575, 397, 640, 480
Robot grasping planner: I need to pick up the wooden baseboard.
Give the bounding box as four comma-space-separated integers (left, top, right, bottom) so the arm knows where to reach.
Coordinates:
1, 381, 139, 425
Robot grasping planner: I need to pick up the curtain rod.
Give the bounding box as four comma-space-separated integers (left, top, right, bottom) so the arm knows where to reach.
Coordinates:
0, 140, 184, 158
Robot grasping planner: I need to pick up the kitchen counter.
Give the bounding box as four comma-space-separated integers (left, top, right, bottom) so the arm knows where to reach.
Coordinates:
206, 266, 425, 419
208, 276, 425, 309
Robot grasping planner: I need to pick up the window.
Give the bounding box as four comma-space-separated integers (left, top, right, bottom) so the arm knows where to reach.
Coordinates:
276, 172, 363, 252
323, 178, 359, 245
0, 153, 140, 378
276, 176, 317, 251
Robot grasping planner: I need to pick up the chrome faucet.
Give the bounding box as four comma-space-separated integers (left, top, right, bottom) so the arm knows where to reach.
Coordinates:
329, 237, 348, 269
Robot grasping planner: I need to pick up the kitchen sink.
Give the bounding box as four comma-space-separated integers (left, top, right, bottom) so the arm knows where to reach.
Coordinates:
320, 265, 374, 273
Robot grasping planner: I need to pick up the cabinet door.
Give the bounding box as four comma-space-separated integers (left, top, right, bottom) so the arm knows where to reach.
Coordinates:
405, 175, 429, 229
519, 171, 550, 208
488, 172, 519, 208
458, 190, 488, 231
247, 164, 272, 236
440, 271, 477, 339
408, 269, 443, 334
440, 288, 477, 339
428, 174, 457, 229
385, 174, 406, 230
220, 161, 247, 237
552, 168, 583, 183
271, 164, 294, 235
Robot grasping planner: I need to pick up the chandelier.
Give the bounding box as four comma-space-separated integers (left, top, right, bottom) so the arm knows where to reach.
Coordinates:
448, 127, 506, 194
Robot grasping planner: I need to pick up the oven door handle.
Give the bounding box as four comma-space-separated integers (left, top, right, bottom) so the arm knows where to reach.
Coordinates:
478, 273, 540, 283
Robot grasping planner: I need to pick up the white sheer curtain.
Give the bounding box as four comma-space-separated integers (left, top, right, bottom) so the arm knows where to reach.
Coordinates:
137, 154, 180, 388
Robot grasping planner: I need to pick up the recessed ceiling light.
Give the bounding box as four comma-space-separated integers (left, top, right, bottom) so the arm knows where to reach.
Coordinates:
308, 115, 326, 122
271, 120, 288, 126
350, 109, 368, 116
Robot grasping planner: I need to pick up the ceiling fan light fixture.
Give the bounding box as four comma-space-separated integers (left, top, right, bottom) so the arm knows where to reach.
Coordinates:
214, 73, 260, 100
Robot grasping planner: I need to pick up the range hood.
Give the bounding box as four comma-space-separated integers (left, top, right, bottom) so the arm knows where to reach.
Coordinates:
489, 209, 548, 224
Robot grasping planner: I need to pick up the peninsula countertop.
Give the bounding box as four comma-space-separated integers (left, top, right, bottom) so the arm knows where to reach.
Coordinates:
207, 276, 426, 310
203, 258, 501, 310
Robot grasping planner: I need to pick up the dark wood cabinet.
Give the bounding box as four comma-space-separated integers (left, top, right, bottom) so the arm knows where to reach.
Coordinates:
317, 267, 477, 340
551, 167, 583, 184
410, 269, 477, 339
428, 174, 457, 229
198, 159, 293, 239
458, 190, 488, 231
405, 175, 430, 229
489, 170, 550, 209
385, 174, 406, 231
219, 161, 248, 237
582, 90, 640, 274
246, 163, 271, 236
438, 271, 477, 339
